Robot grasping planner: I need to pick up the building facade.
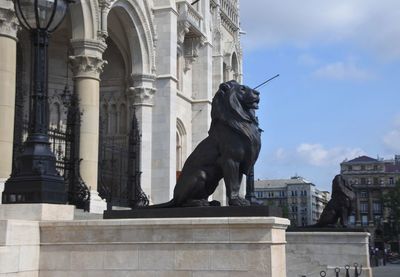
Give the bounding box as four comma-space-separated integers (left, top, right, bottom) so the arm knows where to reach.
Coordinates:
0, 0, 242, 211
341, 155, 400, 250
254, 176, 330, 226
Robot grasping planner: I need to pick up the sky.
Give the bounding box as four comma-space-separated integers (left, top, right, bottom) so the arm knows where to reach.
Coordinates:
239, 0, 400, 191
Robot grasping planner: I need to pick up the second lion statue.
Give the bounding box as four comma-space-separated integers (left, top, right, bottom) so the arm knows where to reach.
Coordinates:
156, 80, 262, 207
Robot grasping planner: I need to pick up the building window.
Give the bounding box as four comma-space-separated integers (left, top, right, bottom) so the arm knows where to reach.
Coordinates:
361, 165, 365, 171
360, 191, 368, 198
361, 215, 368, 226
389, 177, 394, 185
349, 215, 355, 225
373, 202, 382, 214
373, 178, 378, 185
360, 202, 368, 213
348, 165, 352, 171
373, 165, 378, 171
360, 178, 366, 185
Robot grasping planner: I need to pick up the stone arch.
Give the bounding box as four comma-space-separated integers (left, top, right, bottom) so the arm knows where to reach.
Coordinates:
231, 52, 239, 81
69, 0, 96, 40
109, 0, 156, 76
176, 118, 187, 172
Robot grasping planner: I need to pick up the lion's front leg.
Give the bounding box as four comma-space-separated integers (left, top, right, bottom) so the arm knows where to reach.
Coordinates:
222, 159, 250, 206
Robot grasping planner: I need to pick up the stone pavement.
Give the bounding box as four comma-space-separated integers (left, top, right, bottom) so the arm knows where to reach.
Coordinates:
372, 263, 400, 277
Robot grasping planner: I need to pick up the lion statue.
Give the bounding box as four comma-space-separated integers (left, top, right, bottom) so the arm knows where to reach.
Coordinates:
314, 174, 355, 227
155, 80, 261, 207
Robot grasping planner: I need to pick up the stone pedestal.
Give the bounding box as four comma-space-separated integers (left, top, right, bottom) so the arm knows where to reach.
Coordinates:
286, 231, 372, 277
0, 220, 40, 276
0, 204, 74, 221
39, 217, 289, 276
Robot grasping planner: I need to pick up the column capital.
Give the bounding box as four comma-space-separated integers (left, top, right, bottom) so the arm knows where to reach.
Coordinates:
0, 1, 20, 40
69, 55, 107, 80
129, 86, 156, 107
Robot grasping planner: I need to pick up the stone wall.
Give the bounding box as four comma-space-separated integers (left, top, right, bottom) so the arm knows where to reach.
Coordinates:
286, 231, 372, 277
39, 217, 289, 277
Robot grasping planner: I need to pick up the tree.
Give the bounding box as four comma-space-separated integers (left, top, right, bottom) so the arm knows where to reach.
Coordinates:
382, 181, 400, 243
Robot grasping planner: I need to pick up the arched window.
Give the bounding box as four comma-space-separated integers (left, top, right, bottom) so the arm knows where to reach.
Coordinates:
50, 102, 61, 129
176, 119, 187, 175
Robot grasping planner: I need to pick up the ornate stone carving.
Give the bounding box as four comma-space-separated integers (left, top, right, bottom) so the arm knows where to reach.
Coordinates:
129, 86, 156, 106
183, 36, 205, 72
0, 1, 20, 39
177, 21, 190, 47
69, 55, 107, 80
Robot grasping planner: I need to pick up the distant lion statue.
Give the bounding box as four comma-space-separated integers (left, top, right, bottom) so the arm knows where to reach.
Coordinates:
154, 80, 262, 207
314, 174, 355, 227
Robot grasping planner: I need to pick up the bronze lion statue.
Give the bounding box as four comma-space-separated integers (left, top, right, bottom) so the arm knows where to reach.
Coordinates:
314, 174, 355, 227
155, 80, 261, 207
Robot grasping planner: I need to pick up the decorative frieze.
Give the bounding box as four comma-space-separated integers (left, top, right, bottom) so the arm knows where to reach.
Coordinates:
0, 0, 20, 40
69, 55, 107, 80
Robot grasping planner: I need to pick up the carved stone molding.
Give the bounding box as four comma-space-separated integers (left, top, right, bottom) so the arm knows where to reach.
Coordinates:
129, 86, 156, 107
177, 21, 190, 47
69, 55, 108, 80
183, 36, 205, 72
0, 1, 20, 40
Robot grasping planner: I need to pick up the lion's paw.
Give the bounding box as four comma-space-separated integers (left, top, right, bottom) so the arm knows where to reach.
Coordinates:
229, 197, 250, 206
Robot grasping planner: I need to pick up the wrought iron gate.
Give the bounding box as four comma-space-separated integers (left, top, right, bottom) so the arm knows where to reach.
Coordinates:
12, 85, 90, 210
98, 110, 148, 208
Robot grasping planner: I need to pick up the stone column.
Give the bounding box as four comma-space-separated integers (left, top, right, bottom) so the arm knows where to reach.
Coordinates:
368, 190, 374, 226
355, 193, 361, 226
0, 1, 19, 200
70, 39, 107, 213
129, 74, 156, 200
152, 2, 178, 203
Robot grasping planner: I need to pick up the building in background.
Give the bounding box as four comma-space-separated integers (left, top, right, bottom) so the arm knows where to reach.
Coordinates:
0, 0, 242, 211
254, 176, 330, 226
341, 155, 400, 249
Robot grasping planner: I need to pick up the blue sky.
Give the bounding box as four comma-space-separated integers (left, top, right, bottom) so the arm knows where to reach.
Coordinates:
240, 1, 400, 191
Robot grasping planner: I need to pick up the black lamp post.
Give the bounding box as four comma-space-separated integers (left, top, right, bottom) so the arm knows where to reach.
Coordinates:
2, 0, 73, 204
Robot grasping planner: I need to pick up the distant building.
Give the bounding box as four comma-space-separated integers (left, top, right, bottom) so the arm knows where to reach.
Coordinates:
341, 155, 400, 248
254, 176, 330, 226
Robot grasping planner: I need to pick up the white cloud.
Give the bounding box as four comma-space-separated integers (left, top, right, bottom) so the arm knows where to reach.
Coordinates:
296, 143, 365, 166
240, 0, 400, 61
313, 61, 375, 81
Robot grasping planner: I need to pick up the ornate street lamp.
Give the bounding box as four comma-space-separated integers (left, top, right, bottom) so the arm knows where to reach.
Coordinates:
2, 0, 74, 204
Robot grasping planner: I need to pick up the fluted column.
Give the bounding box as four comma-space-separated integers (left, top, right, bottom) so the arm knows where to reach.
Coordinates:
0, 1, 19, 199
70, 39, 107, 213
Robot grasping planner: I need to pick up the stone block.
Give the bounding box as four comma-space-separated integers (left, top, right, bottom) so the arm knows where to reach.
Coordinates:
0, 204, 74, 221
286, 231, 372, 277
18, 246, 39, 271
38, 217, 289, 276
0, 245, 19, 274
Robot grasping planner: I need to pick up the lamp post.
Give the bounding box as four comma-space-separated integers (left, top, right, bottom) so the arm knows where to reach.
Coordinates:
2, 0, 73, 204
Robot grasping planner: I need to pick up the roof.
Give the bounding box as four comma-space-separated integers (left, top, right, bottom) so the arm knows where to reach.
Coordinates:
255, 177, 313, 189
345, 155, 378, 163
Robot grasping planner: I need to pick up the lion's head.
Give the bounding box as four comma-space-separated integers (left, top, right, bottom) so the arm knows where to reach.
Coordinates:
211, 80, 260, 128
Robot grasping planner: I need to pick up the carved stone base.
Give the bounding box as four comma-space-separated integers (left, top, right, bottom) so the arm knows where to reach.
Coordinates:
89, 190, 107, 214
